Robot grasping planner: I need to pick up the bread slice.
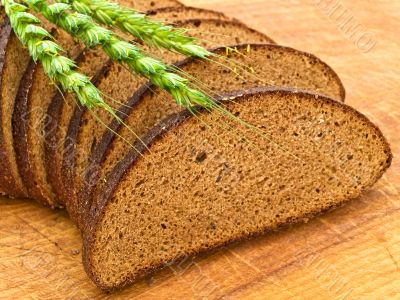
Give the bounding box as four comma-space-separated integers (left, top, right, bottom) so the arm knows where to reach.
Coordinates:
76, 43, 345, 229
44, 56, 112, 207
83, 87, 391, 291
147, 6, 231, 22
43, 1, 193, 207
59, 20, 274, 224
12, 30, 85, 207
0, 14, 31, 198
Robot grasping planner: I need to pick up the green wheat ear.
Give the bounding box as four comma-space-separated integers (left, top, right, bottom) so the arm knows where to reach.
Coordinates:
1, 0, 120, 120
64, 0, 211, 59
23, 0, 216, 109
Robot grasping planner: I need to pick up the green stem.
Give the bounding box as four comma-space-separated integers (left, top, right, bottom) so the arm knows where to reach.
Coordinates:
24, 0, 214, 109
1, 0, 117, 116
65, 0, 211, 59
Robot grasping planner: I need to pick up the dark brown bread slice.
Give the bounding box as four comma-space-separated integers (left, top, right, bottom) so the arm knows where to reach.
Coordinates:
44, 56, 112, 207
83, 88, 392, 291
0, 14, 31, 198
44, 0, 190, 207
147, 6, 231, 22
77, 43, 345, 229
60, 20, 274, 224
12, 29, 88, 207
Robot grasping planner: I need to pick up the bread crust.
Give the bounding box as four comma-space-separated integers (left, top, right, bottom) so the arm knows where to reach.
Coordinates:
81, 87, 391, 291
77, 43, 346, 228
147, 0, 183, 9
0, 15, 12, 196
0, 16, 28, 198
12, 60, 38, 200
44, 86, 70, 205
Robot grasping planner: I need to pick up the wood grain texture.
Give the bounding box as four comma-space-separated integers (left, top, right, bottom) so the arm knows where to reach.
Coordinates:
1, 0, 399, 298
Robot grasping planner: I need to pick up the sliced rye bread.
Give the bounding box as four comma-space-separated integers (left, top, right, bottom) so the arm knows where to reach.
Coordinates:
13, 29, 82, 207
0, 14, 31, 198
75, 43, 345, 230
82, 87, 392, 291
44, 0, 189, 207
58, 20, 274, 224
44, 56, 112, 207
147, 6, 231, 22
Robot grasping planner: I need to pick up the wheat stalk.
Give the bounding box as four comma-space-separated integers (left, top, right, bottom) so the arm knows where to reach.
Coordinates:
64, 0, 211, 59
23, 0, 214, 109
1, 0, 119, 119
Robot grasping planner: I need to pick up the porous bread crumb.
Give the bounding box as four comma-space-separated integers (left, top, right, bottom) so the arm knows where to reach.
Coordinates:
84, 43, 345, 228
66, 18, 274, 226
50, 1, 191, 208
86, 89, 391, 290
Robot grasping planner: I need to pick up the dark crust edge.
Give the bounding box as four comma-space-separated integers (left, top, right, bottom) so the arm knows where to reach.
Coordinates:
80, 42, 346, 222
82, 87, 392, 291
160, 0, 184, 8
12, 60, 41, 202
44, 80, 70, 206
146, 6, 231, 21
0, 16, 28, 198
0, 14, 11, 196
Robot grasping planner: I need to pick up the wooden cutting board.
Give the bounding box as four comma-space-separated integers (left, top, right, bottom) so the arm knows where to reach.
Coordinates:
1, 0, 399, 299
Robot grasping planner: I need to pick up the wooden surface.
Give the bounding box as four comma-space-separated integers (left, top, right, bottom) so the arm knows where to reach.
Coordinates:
1, 0, 399, 299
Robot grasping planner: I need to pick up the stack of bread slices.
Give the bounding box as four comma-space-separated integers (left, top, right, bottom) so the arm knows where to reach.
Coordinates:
0, 0, 392, 291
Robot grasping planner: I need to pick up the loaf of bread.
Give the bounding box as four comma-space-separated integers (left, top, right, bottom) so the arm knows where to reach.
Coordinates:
75, 43, 345, 229
82, 87, 391, 290
0, 1, 393, 293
